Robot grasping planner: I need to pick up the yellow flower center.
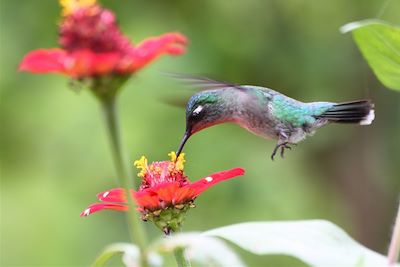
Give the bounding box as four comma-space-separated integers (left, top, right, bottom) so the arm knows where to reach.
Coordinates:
168, 151, 185, 172
133, 156, 148, 178
133, 152, 186, 178
59, 0, 97, 15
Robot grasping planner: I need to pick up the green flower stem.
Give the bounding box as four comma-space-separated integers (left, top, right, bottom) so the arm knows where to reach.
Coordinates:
167, 230, 191, 267
388, 201, 400, 266
173, 247, 191, 267
100, 96, 148, 267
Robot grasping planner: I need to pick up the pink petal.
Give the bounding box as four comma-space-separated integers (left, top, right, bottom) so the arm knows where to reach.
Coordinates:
188, 168, 245, 197
80, 203, 128, 217
123, 32, 188, 72
19, 49, 68, 74
19, 48, 122, 77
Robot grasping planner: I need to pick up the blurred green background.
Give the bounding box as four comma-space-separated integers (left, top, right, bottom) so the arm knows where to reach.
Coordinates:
1, 0, 400, 266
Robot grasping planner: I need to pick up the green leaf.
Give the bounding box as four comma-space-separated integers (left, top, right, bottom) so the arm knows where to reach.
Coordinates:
152, 233, 245, 267
341, 19, 400, 91
91, 243, 162, 267
204, 220, 395, 267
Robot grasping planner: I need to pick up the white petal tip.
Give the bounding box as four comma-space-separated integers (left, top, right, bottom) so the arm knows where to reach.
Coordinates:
205, 177, 213, 182
360, 109, 375, 125
102, 191, 110, 198
83, 208, 91, 216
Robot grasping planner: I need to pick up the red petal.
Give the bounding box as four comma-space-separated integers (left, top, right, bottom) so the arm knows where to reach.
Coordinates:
96, 188, 164, 210
19, 49, 68, 74
80, 203, 127, 217
173, 186, 197, 203
133, 191, 160, 210
188, 168, 245, 198
150, 182, 180, 206
19, 48, 122, 77
69, 50, 120, 76
134, 183, 180, 210
123, 32, 188, 72
134, 182, 193, 209
133, 168, 245, 209
96, 188, 135, 203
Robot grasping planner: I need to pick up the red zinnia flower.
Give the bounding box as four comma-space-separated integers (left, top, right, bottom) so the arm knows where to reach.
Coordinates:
19, 0, 187, 78
81, 152, 245, 234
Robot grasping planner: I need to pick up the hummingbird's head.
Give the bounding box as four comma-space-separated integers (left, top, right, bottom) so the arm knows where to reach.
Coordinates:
176, 91, 226, 157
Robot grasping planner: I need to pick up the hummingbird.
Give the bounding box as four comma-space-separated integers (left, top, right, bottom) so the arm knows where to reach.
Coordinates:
174, 75, 375, 160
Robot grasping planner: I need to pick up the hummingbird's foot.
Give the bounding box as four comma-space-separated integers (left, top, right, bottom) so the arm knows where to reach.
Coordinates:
280, 143, 292, 158
271, 142, 293, 160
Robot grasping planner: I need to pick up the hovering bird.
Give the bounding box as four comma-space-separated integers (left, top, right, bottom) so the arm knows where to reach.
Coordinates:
174, 75, 375, 160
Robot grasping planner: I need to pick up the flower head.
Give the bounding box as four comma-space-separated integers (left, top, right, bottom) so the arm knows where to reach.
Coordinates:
19, 0, 187, 97
81, 152, 245, 234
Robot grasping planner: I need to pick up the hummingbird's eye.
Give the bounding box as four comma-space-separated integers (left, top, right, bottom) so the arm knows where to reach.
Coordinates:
192, 105, 203, 116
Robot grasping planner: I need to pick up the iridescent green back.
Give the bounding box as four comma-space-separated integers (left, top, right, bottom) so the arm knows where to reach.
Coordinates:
270, 95, 334, 127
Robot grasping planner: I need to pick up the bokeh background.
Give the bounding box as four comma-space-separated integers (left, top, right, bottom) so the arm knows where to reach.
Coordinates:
1, 0, 400, 266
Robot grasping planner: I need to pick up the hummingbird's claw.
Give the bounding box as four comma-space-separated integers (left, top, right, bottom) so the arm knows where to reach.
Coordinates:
271, 145, 279, 160
280, 144, 292, 158
271, 142, 293, 160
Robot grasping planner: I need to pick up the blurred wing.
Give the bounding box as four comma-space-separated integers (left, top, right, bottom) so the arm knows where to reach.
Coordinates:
158, 94, 191, 108
163, 72, 248, 92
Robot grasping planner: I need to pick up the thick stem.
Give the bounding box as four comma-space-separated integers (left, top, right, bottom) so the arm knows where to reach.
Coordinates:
173, 247, 192, 267
166, 231, 191, 267
388, 201, 400, 266
101, 97, 148, 266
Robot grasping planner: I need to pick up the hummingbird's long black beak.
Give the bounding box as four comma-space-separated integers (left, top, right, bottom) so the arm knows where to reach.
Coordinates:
176, 130, 190, 158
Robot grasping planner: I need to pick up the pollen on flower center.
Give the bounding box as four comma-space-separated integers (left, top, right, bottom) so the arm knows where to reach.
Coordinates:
135, 152, 189, 190
60, 0, 96, 16
168, 151, 185, 171
134, 156, 148, 178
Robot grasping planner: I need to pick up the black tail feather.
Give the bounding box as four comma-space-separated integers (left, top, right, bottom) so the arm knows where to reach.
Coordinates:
318, 100, 375, 125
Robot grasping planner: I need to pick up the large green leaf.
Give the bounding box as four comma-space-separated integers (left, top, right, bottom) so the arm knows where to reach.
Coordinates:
91, 243, 162, 267
204, 220, 395, 267
152, 233, 245, 267
341, 19, 400, 91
